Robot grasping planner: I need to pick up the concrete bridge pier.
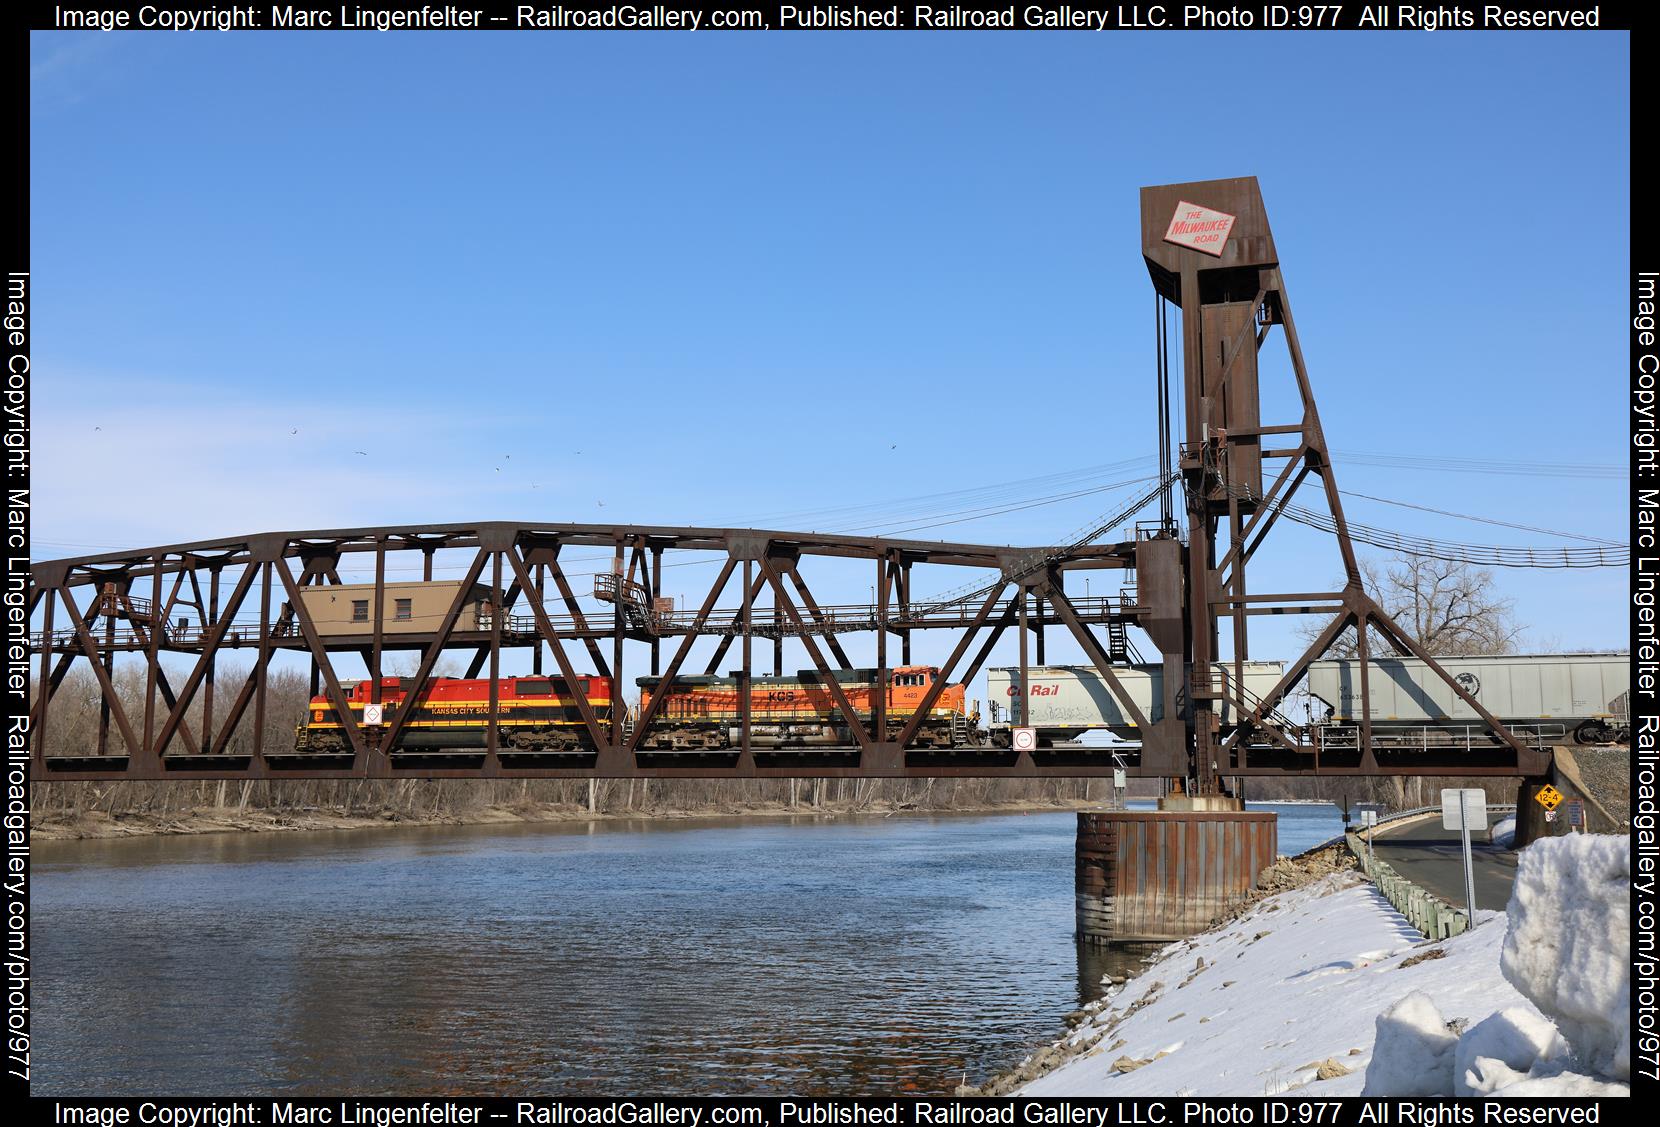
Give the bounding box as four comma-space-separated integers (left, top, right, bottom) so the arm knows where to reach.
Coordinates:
1075, 801, 1277, 945
1514, 745, 1629, 846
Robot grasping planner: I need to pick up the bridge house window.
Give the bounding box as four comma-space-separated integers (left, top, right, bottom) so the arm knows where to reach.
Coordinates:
395, 598, 412, 621
351, 599, 369, 622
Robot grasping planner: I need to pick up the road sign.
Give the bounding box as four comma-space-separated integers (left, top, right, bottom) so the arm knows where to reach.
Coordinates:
1441, 788, 1485, 924
1534, 784, 1564, 810
1441, 788, 1488, 831
363, 704, 384, 726
1012, 727, 1037, 752
1545, 809, 1557, 823
1566, 801, 1585, 828
1359, 809, 1378, 867
1113, 768, 1127, 790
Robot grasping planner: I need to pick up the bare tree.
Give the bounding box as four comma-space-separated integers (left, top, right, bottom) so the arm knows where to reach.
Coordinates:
1382, 554, 1521, 655
1301, 553, 1522, 659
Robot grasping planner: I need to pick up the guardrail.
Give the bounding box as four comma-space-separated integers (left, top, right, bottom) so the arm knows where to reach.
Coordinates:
1359, 803, 1515, 826
1342, 804, 1515, 940
1347, 829, 1472, 939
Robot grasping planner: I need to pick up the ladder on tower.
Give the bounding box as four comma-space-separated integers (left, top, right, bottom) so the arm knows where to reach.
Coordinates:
1106, 618, 1130, 663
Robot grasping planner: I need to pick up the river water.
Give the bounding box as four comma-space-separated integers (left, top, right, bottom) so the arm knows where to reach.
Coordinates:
33, 802, 1342, 1096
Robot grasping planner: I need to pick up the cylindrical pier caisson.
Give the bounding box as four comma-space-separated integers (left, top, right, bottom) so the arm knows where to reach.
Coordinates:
1076, 810, 1278, 944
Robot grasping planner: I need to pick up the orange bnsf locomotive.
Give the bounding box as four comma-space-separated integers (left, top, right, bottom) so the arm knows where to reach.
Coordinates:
634, 665, 979, 750
294, 674, 613, 753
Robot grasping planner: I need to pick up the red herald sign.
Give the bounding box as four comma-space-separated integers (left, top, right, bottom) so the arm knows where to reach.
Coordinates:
1164, 200, 1237, 257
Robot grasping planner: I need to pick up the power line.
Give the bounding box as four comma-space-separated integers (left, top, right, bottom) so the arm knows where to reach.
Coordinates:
909, 473, 1178, 613
1336, 489, 1622, 547
1330, 449, 1624, 480
1250, 492, 1628, 568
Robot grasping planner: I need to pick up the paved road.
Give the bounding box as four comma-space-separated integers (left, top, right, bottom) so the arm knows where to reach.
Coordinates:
1365, 813, 1517, 912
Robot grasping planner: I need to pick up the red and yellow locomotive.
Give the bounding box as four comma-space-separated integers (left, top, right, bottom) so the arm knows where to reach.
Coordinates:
635, 665, 978, 750
294, 674, 614, 753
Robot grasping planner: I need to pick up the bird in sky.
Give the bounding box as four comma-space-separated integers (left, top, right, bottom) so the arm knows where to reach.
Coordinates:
354, 450, 368, 456
290, 428, 298, 435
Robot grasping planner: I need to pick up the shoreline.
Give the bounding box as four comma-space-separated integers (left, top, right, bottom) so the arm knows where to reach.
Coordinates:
965, 842, 1363, 1096
30, 795, 1111, 842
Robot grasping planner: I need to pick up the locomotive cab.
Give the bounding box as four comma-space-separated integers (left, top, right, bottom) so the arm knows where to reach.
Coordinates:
888, 666, 939, 708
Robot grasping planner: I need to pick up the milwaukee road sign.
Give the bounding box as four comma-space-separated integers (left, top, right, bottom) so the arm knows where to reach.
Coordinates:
1164, 200, 1237, 256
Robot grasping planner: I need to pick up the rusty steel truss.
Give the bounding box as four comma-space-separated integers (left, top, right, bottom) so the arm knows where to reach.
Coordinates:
28, 524, 1161, 779
25, 177, 1552, 784
1137, 177, 1549, 791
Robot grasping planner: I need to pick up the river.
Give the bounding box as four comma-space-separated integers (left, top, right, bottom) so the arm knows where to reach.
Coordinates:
32, 802, 1343, 1096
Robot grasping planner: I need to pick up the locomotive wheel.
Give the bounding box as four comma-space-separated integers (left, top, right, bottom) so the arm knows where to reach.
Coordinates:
507, 726, 578, 752
300, 731, 346, 753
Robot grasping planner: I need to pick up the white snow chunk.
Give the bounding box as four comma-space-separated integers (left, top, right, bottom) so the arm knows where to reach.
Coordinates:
1454, 1008, 1567, 1095
1362, 990, 1458, 1096
1500, 834, 1630, 1079
1490, 1070, 1632, 1097
1462, 1056, 1528, 1095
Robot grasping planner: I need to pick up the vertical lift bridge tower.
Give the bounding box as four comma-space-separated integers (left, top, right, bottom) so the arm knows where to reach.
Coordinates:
1137, 177, 1535, 801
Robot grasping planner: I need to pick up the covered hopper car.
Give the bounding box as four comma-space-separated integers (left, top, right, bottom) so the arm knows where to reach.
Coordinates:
294, 674, 613, 753
634, 665, 976, 750
1305, 652, 1630, 746
985, 653, 1630, 749
986, 663, 1286, 745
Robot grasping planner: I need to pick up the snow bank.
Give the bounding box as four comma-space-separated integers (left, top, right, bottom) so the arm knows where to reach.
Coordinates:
1453, 1008, 1566, 1095
1361, 835, 1629, 1096
1500, 834, 1631, 1079
1020, 873, 1530, 1096
1016, 834, 1631, 1098
1361, 992, 1457, 1096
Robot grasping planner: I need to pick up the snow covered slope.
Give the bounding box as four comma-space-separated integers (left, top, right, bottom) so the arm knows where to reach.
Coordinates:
1020, 835, 1629, 1098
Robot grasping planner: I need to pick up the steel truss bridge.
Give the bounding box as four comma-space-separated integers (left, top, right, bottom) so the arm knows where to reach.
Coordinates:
25, 177, 1559, 785
25, 519, 1546, 782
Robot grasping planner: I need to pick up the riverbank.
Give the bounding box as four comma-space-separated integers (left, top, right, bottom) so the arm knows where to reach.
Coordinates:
30, 795, 1107, 841
977, 835, 1629, 1097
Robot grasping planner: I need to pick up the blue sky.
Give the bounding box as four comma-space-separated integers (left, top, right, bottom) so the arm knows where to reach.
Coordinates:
29, 30, 1630, 676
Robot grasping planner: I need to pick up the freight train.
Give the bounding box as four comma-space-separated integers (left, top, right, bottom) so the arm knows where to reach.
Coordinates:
985, 662, 1286, 746
292, 674, 615, 752
633, 665, 977, 749
291, 653, 1629, 754
292, 665, 976, 752
986, 653, 1631, 748
1303, 653, 1630, 746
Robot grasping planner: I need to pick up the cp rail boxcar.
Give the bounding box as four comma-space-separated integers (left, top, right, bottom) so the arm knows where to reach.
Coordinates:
1305, 652, 1630, 745
986, 663, 1287, 745
635, 665, 976, 750
294, 674, 613, 753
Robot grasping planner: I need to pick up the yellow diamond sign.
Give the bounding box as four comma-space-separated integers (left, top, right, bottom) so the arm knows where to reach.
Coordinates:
1534, 784, 1564, 810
